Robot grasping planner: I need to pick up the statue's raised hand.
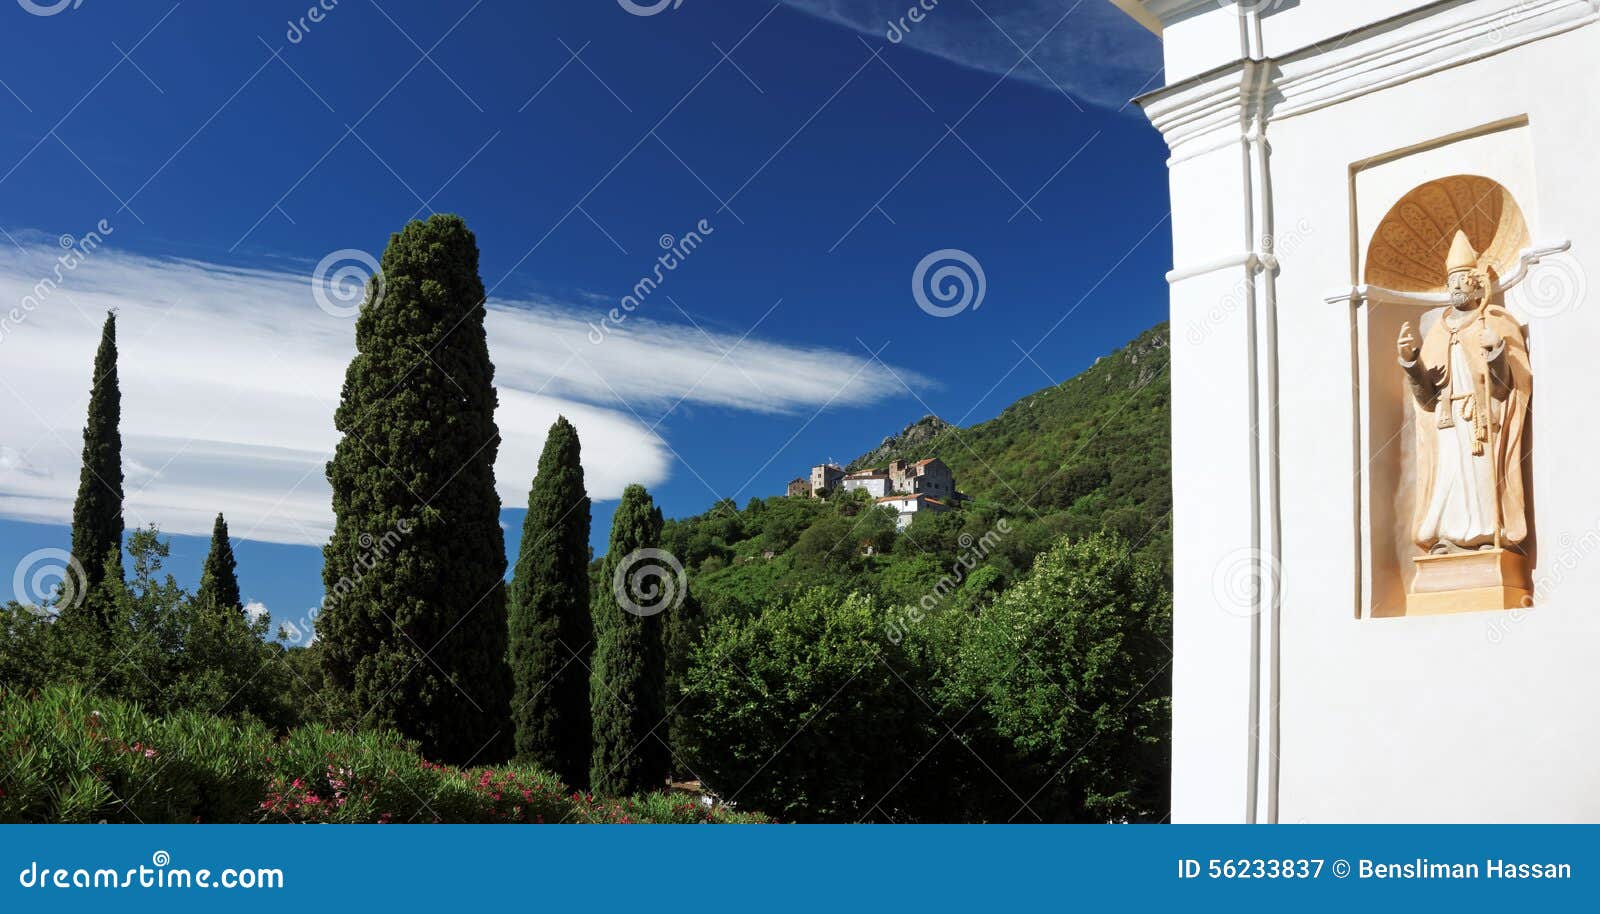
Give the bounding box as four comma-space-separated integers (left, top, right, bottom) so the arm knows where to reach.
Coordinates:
1397, 322, 1420, 364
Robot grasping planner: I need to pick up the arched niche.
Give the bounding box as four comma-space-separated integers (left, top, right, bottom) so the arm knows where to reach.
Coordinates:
1357, 174, 1538, 616
1364, 174, 1530, 293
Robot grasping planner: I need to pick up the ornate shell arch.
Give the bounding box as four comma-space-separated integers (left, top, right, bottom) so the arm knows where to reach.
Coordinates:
1364, 175, 1530, 293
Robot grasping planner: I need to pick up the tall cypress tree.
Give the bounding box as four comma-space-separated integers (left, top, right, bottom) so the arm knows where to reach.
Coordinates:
590, 484, 670, 796
320, 214, 513, 765
67, 311, 124, 617
195, 512, 242, 613
508, 416, 593, 785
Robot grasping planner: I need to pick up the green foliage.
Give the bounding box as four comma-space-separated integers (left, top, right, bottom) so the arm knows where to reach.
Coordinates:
0, 527, 294, 730
508, 416, 593, 787
589, 484, 670, 796
0, 685, 766, 824
0, 683, 274, 824
195, 512, 242, 613
319, 214, 513, 764
67, 311, 124, 620
678, 589, 926, 822
943, 533, 1172, 822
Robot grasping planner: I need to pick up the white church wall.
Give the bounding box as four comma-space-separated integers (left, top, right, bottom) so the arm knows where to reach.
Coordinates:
1137, 0, 1600, 822
1259, 20, 1600, 822
1169, 263, 1262, 824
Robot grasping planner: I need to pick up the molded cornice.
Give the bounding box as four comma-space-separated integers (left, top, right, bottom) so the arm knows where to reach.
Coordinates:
1138, 0, 1600, 161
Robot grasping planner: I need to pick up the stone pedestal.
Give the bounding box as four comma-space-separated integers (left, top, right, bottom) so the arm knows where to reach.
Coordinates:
1406, 548, 1531, 615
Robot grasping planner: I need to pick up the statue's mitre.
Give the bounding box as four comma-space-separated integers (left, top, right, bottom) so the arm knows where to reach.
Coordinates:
1446, 229, 1480, 274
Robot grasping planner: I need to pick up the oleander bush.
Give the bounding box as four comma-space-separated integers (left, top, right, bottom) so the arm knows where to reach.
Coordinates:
0, 684, 765, 824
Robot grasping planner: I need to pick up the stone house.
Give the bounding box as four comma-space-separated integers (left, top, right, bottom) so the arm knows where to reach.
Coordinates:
808, 463, 844, 495
888, 457, 956, 501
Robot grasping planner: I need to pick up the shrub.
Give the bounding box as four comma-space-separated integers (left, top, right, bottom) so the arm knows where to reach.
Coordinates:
0, 685, 766, 824
0, 683, 271, 823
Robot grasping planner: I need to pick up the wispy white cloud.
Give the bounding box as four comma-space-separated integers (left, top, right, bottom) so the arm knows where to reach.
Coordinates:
780, 0, 1162, 109
0, 232, 923, 546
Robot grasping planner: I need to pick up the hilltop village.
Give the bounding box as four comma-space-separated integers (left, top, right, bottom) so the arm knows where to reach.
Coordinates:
786, 457, 964, 529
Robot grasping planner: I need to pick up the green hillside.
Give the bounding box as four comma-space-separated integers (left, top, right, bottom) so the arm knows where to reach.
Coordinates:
849, 323, 1170, 544
662, 323, 1172, 617
654, 323, 1174, 821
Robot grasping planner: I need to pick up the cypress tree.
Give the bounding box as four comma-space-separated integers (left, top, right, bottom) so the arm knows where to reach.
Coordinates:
590, 484, 671, 796
319, 214, 513, 765
67, 311, 124, 617
195, 513, 242, 613
508, 416, 593, 786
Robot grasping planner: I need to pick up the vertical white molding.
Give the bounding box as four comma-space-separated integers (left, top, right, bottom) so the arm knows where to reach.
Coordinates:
1238, 15, 1283, 825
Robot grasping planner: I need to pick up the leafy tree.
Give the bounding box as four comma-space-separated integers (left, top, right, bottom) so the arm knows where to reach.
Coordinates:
195, 513, 242, 614
589, 484, 670, 795
507, 416, 593, 786
678, 588, 924, 822
67, 311, 124, 619
943, 533, 1171, 822
319, 214, 513, 765
2, 527, 292, 730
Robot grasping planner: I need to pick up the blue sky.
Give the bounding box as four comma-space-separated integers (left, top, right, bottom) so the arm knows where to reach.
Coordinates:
0, 0, 1169, 636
